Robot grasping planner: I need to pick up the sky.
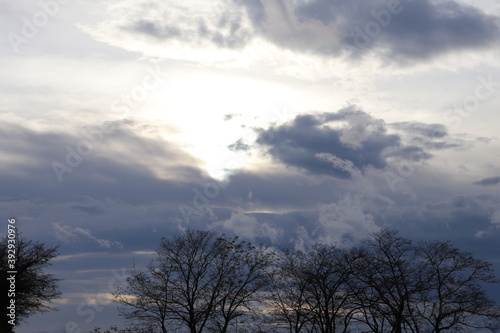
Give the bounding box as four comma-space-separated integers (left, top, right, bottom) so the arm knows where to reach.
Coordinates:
1, 0, 500, 332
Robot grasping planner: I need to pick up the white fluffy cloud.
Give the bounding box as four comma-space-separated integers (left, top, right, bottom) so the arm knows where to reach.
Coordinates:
212, 210, 283, 242
316, 195, 379, 247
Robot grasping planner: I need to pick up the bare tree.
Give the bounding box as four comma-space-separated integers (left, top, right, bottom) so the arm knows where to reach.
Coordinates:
301, 245, 360, 333
349, 229, 425, 333
416, 240, 500, 332
114, 262, 175, 333
115, 229, 500, 333
269, 245, 362, 333
269, 250, 317, 333
209, 242, 275, 333
115, 229, 274, 333
349, 230, 500, 333
0, 235, 61, 333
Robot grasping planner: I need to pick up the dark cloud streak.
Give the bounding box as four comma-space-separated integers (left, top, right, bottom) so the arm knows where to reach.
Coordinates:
475, 177, 500, 186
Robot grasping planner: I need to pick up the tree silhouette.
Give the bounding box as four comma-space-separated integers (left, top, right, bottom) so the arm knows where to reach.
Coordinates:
0, 235, 61, 333
416, 240, 500, 332
269, 245, 362, 333
270, 229, 500, 333
350, 229, 423, 333
115, 229, 274, 333
350, 229, 500, 332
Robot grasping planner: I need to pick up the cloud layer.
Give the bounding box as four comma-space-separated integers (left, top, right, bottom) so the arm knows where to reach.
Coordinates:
83, 0, 500, 67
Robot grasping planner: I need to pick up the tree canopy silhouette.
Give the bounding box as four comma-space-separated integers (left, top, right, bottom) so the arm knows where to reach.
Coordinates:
114, 229, 500, 333
115, 229, 274, 333
0, 235, 61, 333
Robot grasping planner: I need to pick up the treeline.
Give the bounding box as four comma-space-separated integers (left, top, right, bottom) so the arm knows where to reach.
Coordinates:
108, 229, 500, 333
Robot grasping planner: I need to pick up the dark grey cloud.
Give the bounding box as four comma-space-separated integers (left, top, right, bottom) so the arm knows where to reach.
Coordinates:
374, 0, 500, 61
220, 170, 347, 212
228, 138, 251, 152
129, 20, 182, 39
199, 12, 253, 48
233, 0, 266, 25
223, 113, 241, 121
391, 122, 447, 138
123, 6, 253, 49
383, 145, 432, 161
253, 107, 436, 178
390, 121, 463, 150
112, 0, 500, 64
237, 0, 500, 62
475, 177, 500, 186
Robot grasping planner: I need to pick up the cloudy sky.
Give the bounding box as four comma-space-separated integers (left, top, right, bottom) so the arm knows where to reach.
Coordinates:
2, 0, 500, 331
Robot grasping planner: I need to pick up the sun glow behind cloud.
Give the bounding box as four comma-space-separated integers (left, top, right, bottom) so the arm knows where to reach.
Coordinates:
136, 70, 312, 179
